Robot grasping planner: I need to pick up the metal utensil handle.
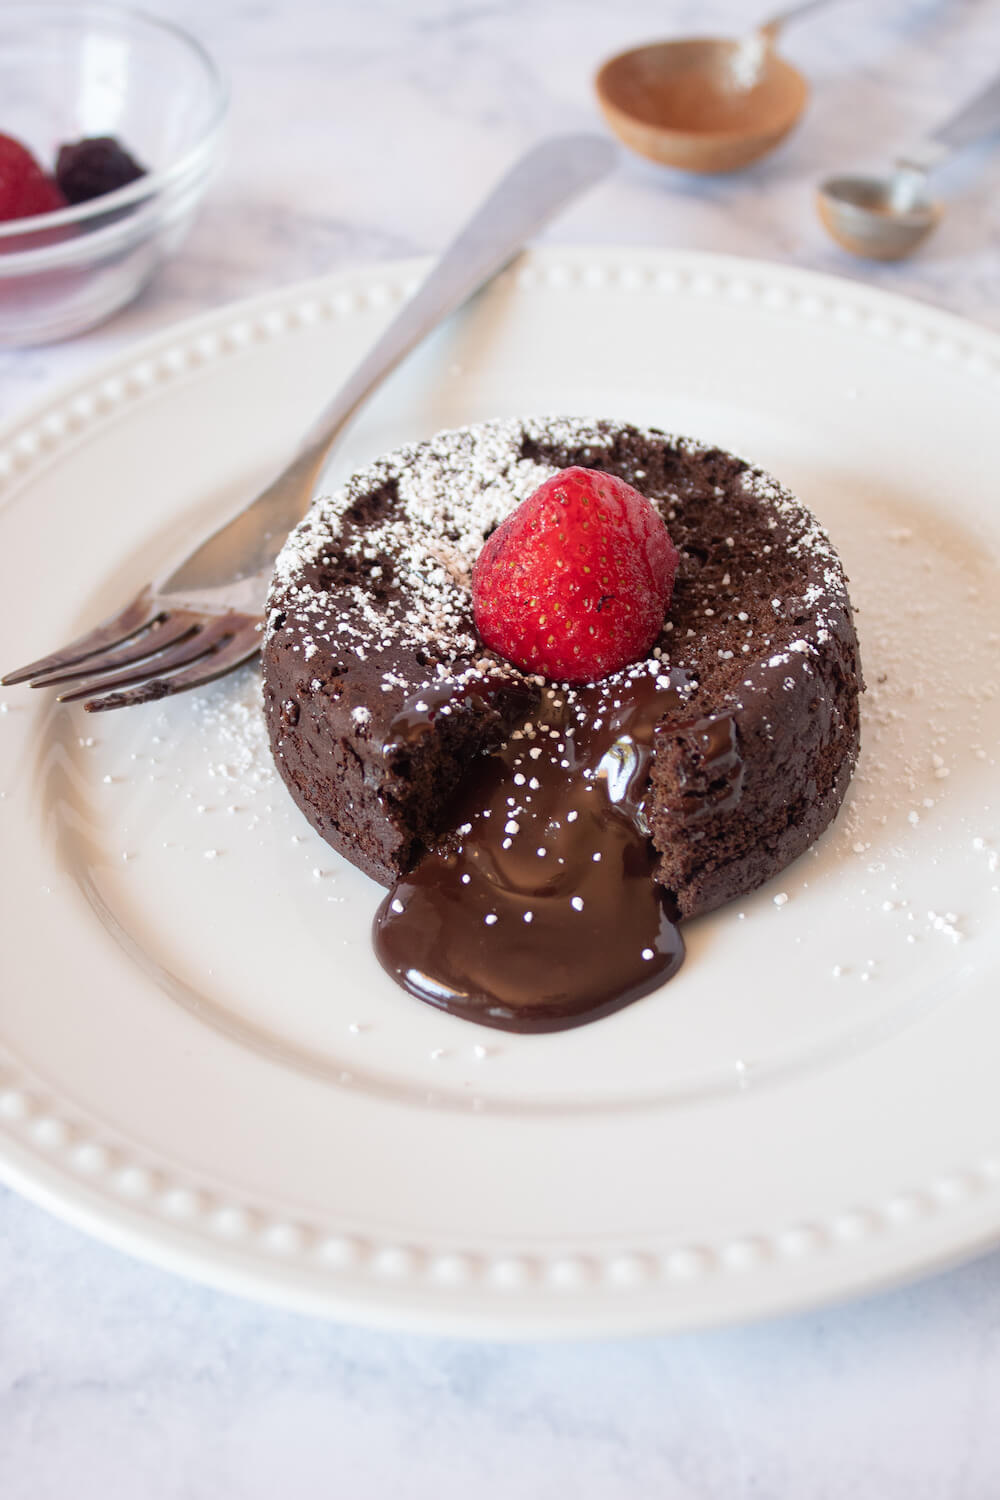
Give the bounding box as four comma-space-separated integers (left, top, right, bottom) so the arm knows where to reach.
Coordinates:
161, 133, 617, 596
298, 134, 617, 453
930, 71, 1000, 154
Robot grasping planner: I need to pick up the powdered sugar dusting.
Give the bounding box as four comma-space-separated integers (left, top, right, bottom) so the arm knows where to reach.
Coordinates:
268, 418, 571, 687
266, 416, 849, 715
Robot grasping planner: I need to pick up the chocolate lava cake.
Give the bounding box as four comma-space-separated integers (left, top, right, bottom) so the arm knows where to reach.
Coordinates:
262, 417, 862, 926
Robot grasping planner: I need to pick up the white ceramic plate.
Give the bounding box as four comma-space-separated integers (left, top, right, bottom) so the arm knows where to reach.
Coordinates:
2, 248, 999, 1338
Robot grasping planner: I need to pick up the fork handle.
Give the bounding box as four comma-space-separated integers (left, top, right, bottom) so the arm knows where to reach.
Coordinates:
160, 134, 617, 602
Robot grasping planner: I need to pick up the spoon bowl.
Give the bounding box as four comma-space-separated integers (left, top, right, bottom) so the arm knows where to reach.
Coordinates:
595, 36, 809, 173
816, 173, 941, 261
815, 68, 1000, 261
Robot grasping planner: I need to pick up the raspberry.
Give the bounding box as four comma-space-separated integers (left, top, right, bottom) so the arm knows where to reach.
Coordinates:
0, 133, 67, 222
472, 466, 679, 682
55, 137, 146, 205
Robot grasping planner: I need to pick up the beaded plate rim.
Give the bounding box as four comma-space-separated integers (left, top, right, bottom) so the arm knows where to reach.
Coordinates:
1, 246, 999, 1336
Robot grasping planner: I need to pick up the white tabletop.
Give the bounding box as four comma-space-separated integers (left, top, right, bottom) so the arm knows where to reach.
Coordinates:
4, 1, 1000, 1493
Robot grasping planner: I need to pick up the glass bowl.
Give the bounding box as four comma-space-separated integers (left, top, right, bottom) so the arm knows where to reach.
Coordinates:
0, 3, 227, 346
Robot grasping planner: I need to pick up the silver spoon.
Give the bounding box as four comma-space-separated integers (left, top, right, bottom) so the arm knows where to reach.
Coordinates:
817, 70, 1000, 260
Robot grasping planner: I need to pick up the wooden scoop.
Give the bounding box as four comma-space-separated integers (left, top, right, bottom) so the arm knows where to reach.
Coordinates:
595, 0, 835, 174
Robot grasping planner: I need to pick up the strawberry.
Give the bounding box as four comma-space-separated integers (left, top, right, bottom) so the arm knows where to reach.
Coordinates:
0, 133, 67, 223
472, 466, 679, 682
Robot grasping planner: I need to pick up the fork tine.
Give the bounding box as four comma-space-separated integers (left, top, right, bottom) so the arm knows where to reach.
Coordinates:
25, 612, 203, 688
57, 615, 244, 703
1, 589, 160, 687
83, 621, 261, 712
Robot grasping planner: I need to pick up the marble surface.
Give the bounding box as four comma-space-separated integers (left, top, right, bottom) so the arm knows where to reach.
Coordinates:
3, 0, 1000, 1492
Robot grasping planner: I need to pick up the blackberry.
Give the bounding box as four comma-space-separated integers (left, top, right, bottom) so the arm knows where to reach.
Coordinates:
55, 136, 146, 205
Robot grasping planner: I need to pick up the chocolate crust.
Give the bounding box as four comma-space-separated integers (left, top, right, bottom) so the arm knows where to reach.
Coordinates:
262, 417, 862, 915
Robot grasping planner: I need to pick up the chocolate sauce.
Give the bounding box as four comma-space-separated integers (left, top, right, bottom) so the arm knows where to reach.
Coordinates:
382, 678, 537, 768
666, 714, 744, 827
374, 669, 694, 1033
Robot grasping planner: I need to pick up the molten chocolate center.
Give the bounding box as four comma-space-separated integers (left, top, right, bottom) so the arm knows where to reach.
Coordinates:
374, 669, 697, 1032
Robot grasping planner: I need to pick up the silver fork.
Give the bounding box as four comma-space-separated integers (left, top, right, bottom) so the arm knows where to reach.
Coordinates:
2, 134, 616, 712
